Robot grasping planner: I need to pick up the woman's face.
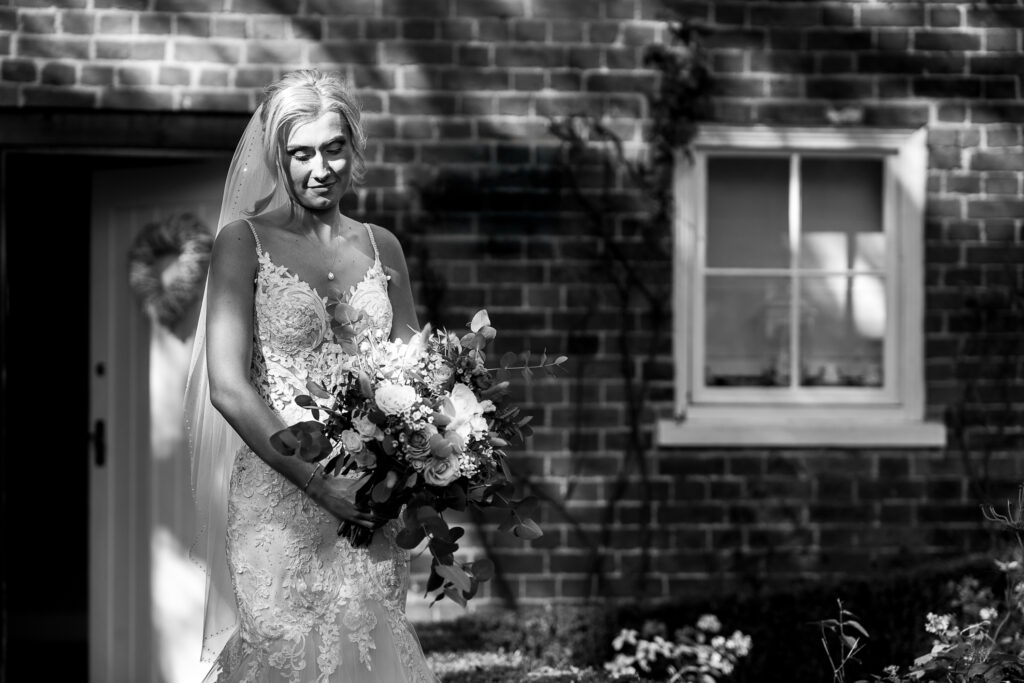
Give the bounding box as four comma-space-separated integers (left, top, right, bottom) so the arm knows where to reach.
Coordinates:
284, 111, 353, 213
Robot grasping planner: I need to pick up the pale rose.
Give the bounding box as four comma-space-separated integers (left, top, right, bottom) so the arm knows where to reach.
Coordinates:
340, 429, 364, 453
353, 414, 381, 439
439, 383, 495, 442
374, 381, 418, 416
428, 358, 456, 392
423, 451, 461, 487
405, 424, 437, 457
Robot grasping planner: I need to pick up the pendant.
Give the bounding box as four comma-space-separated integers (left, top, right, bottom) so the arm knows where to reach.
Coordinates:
328, 272, 335, 281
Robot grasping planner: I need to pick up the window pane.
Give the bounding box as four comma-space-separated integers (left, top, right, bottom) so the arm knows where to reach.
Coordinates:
705, 275, 792, 387
706, 157, 790, 269
799, 158, 885, 272
798, 275, 885, 387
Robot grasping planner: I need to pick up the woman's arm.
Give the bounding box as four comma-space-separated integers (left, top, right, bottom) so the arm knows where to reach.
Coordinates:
205, 220, 378, 528
371, 224, 420, 342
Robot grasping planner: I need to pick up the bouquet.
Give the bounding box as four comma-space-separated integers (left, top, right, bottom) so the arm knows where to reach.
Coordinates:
269, 309, 566, 606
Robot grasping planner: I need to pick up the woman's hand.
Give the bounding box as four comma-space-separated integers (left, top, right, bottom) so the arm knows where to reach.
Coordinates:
306, 472, 383, 529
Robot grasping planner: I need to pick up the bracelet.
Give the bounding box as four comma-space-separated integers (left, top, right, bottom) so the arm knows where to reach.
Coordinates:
302, 464, 322, 491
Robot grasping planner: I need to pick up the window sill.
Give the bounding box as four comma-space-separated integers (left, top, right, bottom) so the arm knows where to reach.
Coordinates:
656, 407, 947, 448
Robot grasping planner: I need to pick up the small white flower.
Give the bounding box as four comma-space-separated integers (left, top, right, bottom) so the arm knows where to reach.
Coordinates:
697, 614, 722, 634
925, 612, 952, 636
979, 606, 998, 621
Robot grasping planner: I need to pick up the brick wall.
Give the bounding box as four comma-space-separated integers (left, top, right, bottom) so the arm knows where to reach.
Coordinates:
4, 0, 1022, 607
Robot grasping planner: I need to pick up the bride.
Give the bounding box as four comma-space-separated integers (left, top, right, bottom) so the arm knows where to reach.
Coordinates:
185, 69, 438, 682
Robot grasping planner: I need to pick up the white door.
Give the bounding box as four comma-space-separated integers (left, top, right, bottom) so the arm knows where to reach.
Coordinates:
89, 160, 226, 683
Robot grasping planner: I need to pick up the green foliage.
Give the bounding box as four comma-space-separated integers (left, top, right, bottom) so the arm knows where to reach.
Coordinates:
418, 557, 998, 683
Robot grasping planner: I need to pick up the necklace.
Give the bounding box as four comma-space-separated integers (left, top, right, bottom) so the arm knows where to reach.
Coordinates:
300, 225, 343, 281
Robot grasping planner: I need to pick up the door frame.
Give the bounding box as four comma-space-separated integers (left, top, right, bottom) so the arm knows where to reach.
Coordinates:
0, 111, 245, 683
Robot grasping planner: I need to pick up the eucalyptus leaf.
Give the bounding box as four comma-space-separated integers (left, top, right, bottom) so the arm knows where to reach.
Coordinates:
436, 564, 472, 593
305, 381, 333, 399
468, 558, 495, 582
470, 310, 491, 333
444, 584, 467, 608
269, 429, 300, 456
294, 395, 319, 409
396, 526, 426, 550
425, 568, 444, 593
513, 518, 543, 540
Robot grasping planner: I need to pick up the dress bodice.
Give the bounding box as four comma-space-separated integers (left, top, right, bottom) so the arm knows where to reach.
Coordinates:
247, 221, 393, 424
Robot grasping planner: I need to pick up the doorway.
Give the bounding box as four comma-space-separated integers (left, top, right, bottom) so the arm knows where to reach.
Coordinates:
1, 152, 228, 682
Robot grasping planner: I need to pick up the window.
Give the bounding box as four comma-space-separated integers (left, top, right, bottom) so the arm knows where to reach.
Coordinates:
658, 126, 945, 447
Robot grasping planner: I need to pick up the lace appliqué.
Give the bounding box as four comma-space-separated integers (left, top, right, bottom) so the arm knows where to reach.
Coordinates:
209, 244, 434, 682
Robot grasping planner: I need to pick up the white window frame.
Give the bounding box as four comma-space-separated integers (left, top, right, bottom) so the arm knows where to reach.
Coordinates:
657, 125, 945, 447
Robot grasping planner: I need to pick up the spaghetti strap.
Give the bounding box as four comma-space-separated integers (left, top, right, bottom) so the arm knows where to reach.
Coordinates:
243, 218, 263, 255
363, 222, 380, 264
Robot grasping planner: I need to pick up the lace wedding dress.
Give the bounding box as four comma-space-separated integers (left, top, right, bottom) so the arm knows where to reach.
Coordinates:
205, 221, 437, 683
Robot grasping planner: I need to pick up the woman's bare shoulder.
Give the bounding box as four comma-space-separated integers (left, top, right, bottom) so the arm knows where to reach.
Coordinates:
365, 222, 406, 261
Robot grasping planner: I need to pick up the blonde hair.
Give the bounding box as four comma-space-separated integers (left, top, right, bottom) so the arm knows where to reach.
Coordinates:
252, 69, 367, 214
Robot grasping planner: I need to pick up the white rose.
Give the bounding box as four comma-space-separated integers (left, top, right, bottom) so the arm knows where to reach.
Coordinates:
439, 383, 495, 441
424, 451, 461, 487
374, 381, 418, 416
340, 430, 364, 453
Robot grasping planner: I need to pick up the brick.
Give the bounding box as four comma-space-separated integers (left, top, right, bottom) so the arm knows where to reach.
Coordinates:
455, 0, 524, 16
82, 64, 114, 85
913, 77, 982, 99
605, 47, 640, 69
750, 5, 821, 26
806, 30, 872, 51
806, 77, 872, 100
711, 52, 744, 73
158, 65, 191, 86
175, 14, 211, 37
548, 70, 581, 91
246, 41, 302, 64
551, 20, 583, 42
915, 31, 982, 52
984, 174, 1019, 195
970, 55, 1024, 76
986, 126, 1022, 147
383, 0, 448, 16
2, 59, 37, 83
59, 10, 92, 33
967, 199, 1024, 219
23, 86, 95, 107
137, 13, 172, 34
308, 41, 378, 65
510, 19, 544, 42
986, 29, 1020, 52
19, 35, 90, 60
606, 0, 635, 20
155, 0, 225, 10
384, 42, 453, 65
861, 53, 964, 74
929, 7, 961, 28
585, 72, 656, 93
401, 19, 434, 40
983, 79, 1018, 99
19, 11, 56, 33
172, 40, 242, 64
181, 91, 250, 111
967, 7, 1024, 28
198, 68, 228, 87
755, 102, 829, 125
822, 5, 855, 26
212, 16, 247, 38
101, 88, 174, 110
713, 2, 745, 25
972, 103, 1024, 124
94, 0, 144, 7
861, 6, 923, 27
938, 104, 966, 122
567, 46, 600, 69
308, 0, 375, 14
533, 0, 599, 19
389, 93, 456, 115
875, 28, 910, 52
588, 21, 619, 43
98, 12, 133, 34
117, 65, 153, 86
496, 45, 565, 68
704, 28, 765, 50
96, 39, 166, 60
749, 51, 812, 73
232, 0, 299, 13
0, 35, 8, 56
